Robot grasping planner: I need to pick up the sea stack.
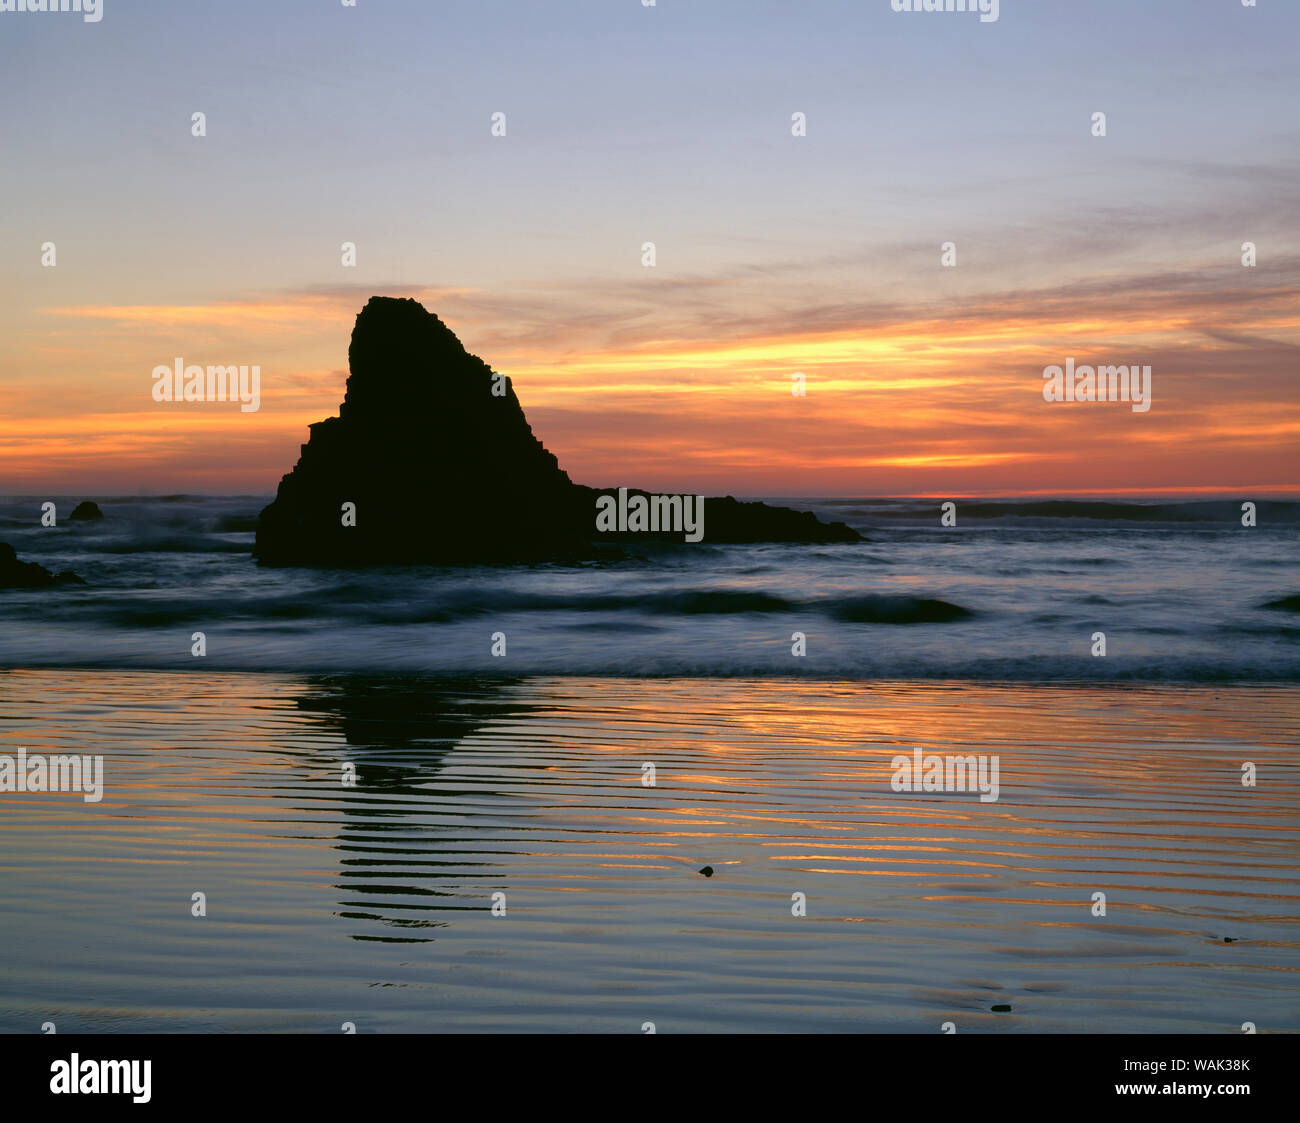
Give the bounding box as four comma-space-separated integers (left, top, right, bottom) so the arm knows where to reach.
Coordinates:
68, 501, 103, 521
254, 297, 859, 564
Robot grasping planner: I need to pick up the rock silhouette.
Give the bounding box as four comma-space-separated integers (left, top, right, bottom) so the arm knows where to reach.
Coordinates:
68, 501, 103, 521
255, 297, 860, 564
0, 543, 84, 588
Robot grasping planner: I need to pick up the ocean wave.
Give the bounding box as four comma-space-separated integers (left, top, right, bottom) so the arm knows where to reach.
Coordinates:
828, 595, 974, 624
8, 584, 977, 628
817, 498, 1300, 525
99, 535, 253, 554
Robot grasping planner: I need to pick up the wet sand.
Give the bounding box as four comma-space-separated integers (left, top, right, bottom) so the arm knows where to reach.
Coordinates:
1, 670, 1296, 1032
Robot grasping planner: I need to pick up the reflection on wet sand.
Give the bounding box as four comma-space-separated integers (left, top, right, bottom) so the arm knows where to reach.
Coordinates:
0, 669, 1296, 1031
298, 677, 532, 942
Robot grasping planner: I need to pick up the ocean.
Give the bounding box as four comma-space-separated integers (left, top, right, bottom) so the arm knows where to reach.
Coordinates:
0, 495, 1297, 679
1, 496, 1297, 1033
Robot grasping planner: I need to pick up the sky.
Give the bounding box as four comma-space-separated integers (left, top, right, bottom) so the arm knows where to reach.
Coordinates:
1, 0, 1297, 497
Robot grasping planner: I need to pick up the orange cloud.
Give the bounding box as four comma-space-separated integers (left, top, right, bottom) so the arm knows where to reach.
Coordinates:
5, 270, 1297, 496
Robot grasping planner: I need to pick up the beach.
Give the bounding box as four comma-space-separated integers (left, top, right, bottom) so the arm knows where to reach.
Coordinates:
2, 669, 1295, 1033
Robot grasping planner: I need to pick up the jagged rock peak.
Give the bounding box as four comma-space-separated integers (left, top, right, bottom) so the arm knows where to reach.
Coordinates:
253, 297, 860, 565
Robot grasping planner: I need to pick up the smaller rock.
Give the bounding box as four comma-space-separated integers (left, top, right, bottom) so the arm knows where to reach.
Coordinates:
0, 542, 85, 588
698, 866, 714, 878
68, 501, 103, 521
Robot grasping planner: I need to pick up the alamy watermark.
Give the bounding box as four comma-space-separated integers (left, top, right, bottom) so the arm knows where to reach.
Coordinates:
0, 0, 101, 21
595, 488, 705, 542
1042, 358, 1152, 413
0, 747, 103, 803
890, 0, 998, 24
152, 358, 260, 413
50, 1054, 150, 1103
890, 747, 1000, 802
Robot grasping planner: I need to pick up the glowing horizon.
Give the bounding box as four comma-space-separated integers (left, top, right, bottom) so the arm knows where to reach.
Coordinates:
2, 0, 1296, 498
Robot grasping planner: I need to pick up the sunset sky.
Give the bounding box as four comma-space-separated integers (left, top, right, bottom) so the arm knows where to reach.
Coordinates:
2, 0, 1297, 497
